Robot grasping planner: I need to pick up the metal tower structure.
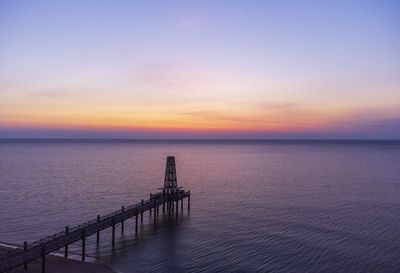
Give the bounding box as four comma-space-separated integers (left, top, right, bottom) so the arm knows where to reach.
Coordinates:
164, 156, 178, 189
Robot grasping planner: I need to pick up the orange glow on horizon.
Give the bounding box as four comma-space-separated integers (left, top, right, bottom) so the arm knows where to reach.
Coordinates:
0, 113, 363, 134
1, 92, 399, 136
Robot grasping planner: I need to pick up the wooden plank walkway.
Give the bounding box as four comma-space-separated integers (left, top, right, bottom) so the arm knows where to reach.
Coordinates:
0, 190, 190, 273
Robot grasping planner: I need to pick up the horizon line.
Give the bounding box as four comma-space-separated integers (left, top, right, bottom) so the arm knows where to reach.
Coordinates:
0, 138, 399, 141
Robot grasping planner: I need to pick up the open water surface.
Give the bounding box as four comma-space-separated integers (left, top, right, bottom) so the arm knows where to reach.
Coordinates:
0, 140, 399, 272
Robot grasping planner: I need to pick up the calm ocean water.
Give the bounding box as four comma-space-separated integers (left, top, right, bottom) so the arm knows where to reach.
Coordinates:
1, 140, 400, 273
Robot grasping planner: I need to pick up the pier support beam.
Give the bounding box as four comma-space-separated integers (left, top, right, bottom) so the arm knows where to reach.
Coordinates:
64, 226, 69, 257
96, 215, 100, 244
149, 194, 152, 214
153, 202, 157, 224
141, 200, 144, 222
135, 214, 138, 234
112, 218, 115, 246
188, 191, 191, 210
181, 198, 184, 211
81, 229, 86, 261
41, 245, 46, 273
24, 241, 27, 270
176, 200, 179, 216
121, 206, 125, 233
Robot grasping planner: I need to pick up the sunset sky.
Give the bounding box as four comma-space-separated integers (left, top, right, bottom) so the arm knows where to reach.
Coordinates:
0, 0, 399, 139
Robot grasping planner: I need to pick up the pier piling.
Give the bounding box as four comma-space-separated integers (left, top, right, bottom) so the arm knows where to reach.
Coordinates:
121, 206, 125, 233
81, 229, 86, 261
188, 191, 191, 210
64, 226, 69, 257
96, 215, 100, 244
141, 200, 144, 221
153, 202, 157, 224
23, 241, 27, 270
112, 218, 115, 246
41, 245, 46, 273
135, 214, 138, 234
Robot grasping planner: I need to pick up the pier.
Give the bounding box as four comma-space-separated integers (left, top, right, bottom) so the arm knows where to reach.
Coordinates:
0, 156, 190, 273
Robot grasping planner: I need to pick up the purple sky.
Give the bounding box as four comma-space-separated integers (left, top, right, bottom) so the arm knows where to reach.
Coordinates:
1, 0, 399, 139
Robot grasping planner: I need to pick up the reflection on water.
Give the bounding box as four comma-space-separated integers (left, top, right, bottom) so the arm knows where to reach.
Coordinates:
1, 140, 400, 272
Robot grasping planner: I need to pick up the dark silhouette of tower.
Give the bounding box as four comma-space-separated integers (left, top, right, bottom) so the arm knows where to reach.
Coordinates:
164, 156, 177, 189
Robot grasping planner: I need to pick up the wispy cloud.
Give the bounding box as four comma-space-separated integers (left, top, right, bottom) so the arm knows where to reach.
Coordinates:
179, 110, 265, 123
28, 88, 73, 97
257, 103, 298, 110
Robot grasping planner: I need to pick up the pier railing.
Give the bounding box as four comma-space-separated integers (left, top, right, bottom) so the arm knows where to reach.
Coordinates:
0, 190, 190, 273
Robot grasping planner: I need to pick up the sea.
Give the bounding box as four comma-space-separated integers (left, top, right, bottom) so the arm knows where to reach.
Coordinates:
0, 139, 399, 273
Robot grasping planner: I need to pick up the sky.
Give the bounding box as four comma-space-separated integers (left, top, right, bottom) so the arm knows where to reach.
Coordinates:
0, 0, 399, 139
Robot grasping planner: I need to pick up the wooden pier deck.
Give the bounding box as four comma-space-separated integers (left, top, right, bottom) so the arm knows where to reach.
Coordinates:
0, 156, 190, 273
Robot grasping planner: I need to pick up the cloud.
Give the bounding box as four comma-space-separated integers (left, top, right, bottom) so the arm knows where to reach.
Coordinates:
135, 62, 206, 91
26, 86, 90, 98
257, 102, 298, 110
137, 63, 178, 88
179, 110, 264, 123
28, 89, 71, 97
337, 117, 400, 135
